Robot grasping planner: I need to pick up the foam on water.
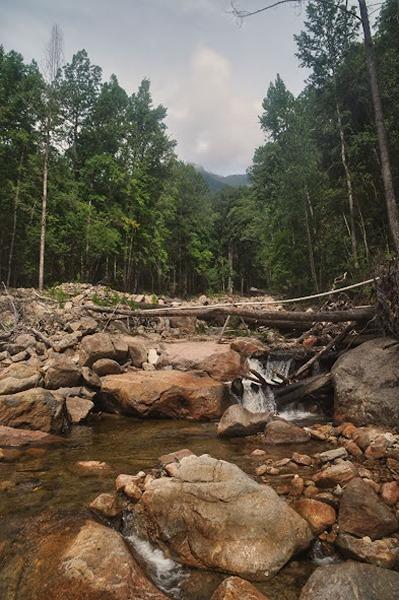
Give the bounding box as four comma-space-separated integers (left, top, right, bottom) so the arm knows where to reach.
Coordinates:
126, 532, 187, 598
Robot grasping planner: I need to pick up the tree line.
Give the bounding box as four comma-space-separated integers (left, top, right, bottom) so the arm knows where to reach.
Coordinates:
0, 0, 398, 296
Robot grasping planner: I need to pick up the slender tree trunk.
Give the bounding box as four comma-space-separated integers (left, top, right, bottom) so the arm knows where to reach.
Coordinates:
7, 150, 24, 287
39, 140, 49, 291
335, 98, 358, 268
358, 203, 370, 262
358, 0, 399, 253
85, 198, 92, 281
304, 189, 319, 292
227, 241, 234, 294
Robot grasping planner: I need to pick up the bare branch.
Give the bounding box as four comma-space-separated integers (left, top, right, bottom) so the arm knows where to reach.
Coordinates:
229, 0, 362, 22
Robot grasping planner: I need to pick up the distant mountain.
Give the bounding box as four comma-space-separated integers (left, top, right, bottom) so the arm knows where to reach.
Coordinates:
195, 166, 249, 192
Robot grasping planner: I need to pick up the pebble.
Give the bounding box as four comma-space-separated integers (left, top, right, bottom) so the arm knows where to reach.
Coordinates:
292, 452, 313, 466
318, 447, 348, 463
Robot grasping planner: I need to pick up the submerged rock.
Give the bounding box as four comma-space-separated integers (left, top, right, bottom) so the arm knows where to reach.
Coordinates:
0, 387, 69, 433
338, 477, 398, 540
100, 370, 232, 420
217, 404, 270, 437
299, 560, 399, 599
133, 454, 313, 580
332, 338, 399, 427
211, 576, 270, 599
0, 424, 61, 446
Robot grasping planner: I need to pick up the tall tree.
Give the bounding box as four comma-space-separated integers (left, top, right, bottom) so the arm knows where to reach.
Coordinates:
39, 24, 63, 291
295, 1, 360, 268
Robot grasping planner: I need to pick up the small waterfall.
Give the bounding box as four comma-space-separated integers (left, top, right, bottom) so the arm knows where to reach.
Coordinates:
238, 355, 292, 414
126, 532, 187, 598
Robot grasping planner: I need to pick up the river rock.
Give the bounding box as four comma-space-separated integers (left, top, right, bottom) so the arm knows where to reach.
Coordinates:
100, 370, 232, 420
332, 338, 399, 427
299, 560, 399, 599
0, 372, 41, 395
292, 499, 336, 534
230, 338, 268, 357
60, 520, 168, 599
79, 333, 126, 367
158, 341, 237, 372
0, 388, 69, 433
89, 492, 121, 518
44, 357, 81, 389
381, 481, 399, 506
74, 460, 111, 474
338, 477, 398, 539
211, 576, 270, 599
81, 366, 101, 390
0, 424, 61, 446
92, 358, 122, 376
65, 397, 94, 424
264, 418, 311, 445
127, 338, 148, 367
200, 349, 244, 382
313, 461, 358, 488
336, 533, 399, 569
217, 404, 270, 437
134, 454, 313, 579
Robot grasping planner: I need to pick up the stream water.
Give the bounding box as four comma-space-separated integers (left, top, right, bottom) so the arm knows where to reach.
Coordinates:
0, 414, 328, 599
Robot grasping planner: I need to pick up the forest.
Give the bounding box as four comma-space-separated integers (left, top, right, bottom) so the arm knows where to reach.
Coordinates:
0, 0, 398, 296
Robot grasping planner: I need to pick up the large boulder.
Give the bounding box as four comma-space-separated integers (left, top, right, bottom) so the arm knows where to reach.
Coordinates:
338, 477, 398, 539
100, 370, 232, 420
44, 357, 81, 389
332, 338, 399, 427
158, 341, 244, 381
0, 388, 69, 433
134, 454, 313, 579
299, 561, 399, 600
59, 521, 168, 599
211, 576, 270, 599
0, 517, 168, 600
217, 404, 270, 437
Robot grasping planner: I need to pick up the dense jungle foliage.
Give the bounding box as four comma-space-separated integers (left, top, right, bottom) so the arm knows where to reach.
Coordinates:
0, 0, 398, 296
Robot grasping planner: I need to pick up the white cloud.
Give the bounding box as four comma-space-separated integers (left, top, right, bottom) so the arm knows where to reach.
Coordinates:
158, 46, 262, 174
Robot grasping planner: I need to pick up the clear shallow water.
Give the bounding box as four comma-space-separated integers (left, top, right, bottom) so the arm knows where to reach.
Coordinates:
0, 415, 325, 599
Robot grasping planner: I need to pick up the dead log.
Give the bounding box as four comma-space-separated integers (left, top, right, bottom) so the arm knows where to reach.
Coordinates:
293, 323, 355, 379
84, 303, 374, 325
274, 373, 332, 409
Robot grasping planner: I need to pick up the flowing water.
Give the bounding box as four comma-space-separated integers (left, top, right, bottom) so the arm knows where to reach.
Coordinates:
0, 414, 327, 599
240, 356, 322, 423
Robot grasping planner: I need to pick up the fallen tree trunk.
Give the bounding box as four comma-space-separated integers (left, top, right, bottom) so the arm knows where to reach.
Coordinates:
274, 373, 333, 409
84, 303, 374, 325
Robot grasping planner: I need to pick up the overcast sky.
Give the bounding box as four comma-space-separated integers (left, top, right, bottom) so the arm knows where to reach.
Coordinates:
1, 0, 309, 174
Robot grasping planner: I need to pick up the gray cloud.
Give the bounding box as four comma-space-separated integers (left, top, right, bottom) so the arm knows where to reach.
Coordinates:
0, 0, 308, 174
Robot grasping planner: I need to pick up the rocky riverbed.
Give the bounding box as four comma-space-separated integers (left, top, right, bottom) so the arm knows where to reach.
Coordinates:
1, 285, 399, 599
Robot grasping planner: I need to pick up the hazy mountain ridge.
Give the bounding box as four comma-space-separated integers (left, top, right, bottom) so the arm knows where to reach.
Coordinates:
194, 166, 249, 192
